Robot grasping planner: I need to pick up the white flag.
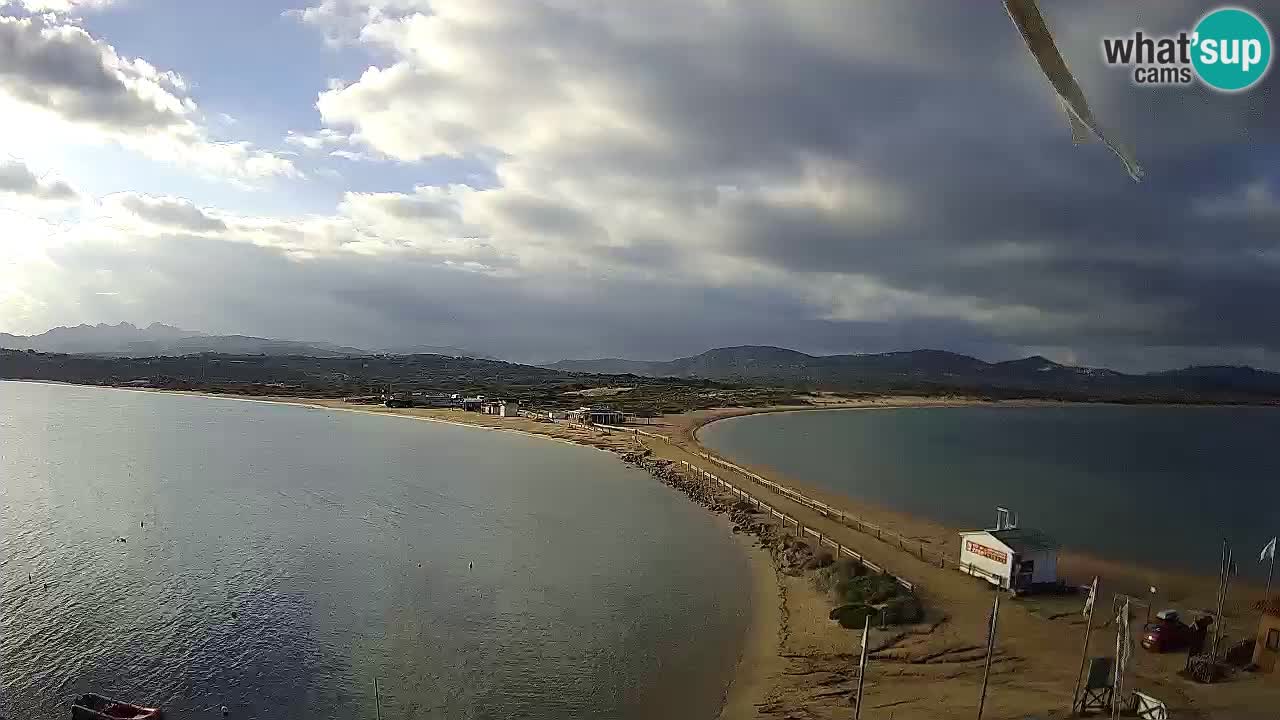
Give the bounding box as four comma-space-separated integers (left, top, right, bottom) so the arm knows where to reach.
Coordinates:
1082, 576, 1097, 618
1262, 537, 1277, 562
1115, 598, 1132, 693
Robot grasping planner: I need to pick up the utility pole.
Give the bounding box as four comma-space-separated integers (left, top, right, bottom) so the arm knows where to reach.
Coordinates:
977, 591, 1000, 720
1210, 542, 1233, 665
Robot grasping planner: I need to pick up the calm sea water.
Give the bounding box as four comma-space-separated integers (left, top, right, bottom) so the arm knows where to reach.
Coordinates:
700, 405, 1280, 579
1, 381, 748, 720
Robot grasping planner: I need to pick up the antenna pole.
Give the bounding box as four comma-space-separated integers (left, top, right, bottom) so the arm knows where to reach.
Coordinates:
977, 590, 1000, 719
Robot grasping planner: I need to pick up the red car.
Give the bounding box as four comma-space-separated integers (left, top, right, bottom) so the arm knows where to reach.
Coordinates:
1141, 610, 1211, 653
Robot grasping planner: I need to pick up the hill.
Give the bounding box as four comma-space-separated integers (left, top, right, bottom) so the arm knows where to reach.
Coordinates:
546, 345, 1280, 401
0, 323, 490, 360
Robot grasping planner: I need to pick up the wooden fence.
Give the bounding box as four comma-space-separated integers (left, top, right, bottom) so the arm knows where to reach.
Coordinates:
672, 459, 913, 592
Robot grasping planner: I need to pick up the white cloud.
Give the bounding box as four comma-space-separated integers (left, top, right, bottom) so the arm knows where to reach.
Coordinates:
0, 156, 78, 200
0, 15, 298, 183
100, 192, 226, 233
285, 128, 350, 151
1195, 181, 1280, 221
6, 0, 115, 13
329, 149, 380, 162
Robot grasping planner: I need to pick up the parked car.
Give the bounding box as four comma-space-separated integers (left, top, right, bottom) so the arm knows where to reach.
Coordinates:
1141, 610, 1212, 653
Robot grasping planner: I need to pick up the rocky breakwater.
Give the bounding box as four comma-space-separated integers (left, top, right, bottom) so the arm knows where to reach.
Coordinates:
618, 448, 923, 630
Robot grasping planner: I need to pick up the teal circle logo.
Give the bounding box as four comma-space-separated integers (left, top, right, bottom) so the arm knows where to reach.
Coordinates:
1192, 7, 1272, 92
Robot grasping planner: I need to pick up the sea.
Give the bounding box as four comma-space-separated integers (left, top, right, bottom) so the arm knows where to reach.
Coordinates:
699, 405, 1280, 580
0, 381, 748, 720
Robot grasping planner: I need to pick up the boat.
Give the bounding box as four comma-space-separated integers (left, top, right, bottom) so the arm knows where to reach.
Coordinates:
70, 693, 162, 720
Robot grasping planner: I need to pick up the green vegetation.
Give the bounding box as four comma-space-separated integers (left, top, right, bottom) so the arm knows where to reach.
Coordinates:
814, 558, 922, 627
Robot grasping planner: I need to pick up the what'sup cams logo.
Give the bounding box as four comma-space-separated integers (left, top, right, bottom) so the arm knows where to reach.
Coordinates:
1102, 6, 1272, 92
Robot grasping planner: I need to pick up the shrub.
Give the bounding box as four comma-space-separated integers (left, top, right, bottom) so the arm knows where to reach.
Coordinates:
834, 574, 902, 606
830, 603, 876, 629
882, 594, 924, 624
812, 558, 865, 593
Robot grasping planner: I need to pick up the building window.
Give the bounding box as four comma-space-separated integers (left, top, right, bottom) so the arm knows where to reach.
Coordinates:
1267, 629, 1280, 652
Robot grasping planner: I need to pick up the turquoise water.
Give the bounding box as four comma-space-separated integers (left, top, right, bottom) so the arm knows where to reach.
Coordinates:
700, 405, 1280, 578
1, 381, 747, 720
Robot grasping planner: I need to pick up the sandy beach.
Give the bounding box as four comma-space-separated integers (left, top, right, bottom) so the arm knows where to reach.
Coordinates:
70, 385, 1280, 718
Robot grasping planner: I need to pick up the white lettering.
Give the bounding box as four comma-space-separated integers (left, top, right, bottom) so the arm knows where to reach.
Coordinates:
1220, 38, 1239, 65
1243, 39, 1262, 72
1201, 38, 1219, 64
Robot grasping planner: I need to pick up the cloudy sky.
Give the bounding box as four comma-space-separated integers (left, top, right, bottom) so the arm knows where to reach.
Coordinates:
0, 0, 1276, 369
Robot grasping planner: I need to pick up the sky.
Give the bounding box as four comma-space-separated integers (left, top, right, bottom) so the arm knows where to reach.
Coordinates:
0, 0, 1276, 369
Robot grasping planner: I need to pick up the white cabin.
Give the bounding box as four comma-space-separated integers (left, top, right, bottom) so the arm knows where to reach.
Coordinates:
958, 527, 1059, 591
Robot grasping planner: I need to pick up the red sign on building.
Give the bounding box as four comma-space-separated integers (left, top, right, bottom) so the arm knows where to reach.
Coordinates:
965, 540, 1008, 565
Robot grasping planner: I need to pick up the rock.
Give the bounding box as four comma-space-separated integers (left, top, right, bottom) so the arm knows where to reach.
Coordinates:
803, 550, 834, 570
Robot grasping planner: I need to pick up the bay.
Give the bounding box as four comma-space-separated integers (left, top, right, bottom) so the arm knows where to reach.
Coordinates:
700, 405, 1280, 578
1, 381, 747, 720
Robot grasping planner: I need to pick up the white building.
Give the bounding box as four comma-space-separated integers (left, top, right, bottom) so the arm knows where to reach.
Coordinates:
481, 400, 519, 417
958, 526, 1059, 592
566, 407, 625, 425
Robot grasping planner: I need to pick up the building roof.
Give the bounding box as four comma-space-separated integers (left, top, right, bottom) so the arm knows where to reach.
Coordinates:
960, 527, 1058, 553
989, 528, 1058, 553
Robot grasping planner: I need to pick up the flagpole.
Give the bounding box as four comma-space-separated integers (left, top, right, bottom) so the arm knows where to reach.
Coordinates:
1267, 553, 1275, 603
855, 615, 870, 720
1266, 538, 1276, 602
1070, 579, 1097, 714
977, 591, 1000, 720
1112, 597, 1129, 720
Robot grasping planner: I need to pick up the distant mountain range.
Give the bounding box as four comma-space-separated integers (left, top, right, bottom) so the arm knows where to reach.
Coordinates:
546, 345, 1280, 398
6, 326, 1280, 401
0, 323, 492, 360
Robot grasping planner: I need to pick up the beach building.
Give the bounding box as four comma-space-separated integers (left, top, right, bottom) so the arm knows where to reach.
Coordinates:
413, 392, 455, 407
958, 508, 1059, 592
481, 400, 519, 417
461, 396, 485, 411
566, 406, 625, 425
1252, 601, 1280, 675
